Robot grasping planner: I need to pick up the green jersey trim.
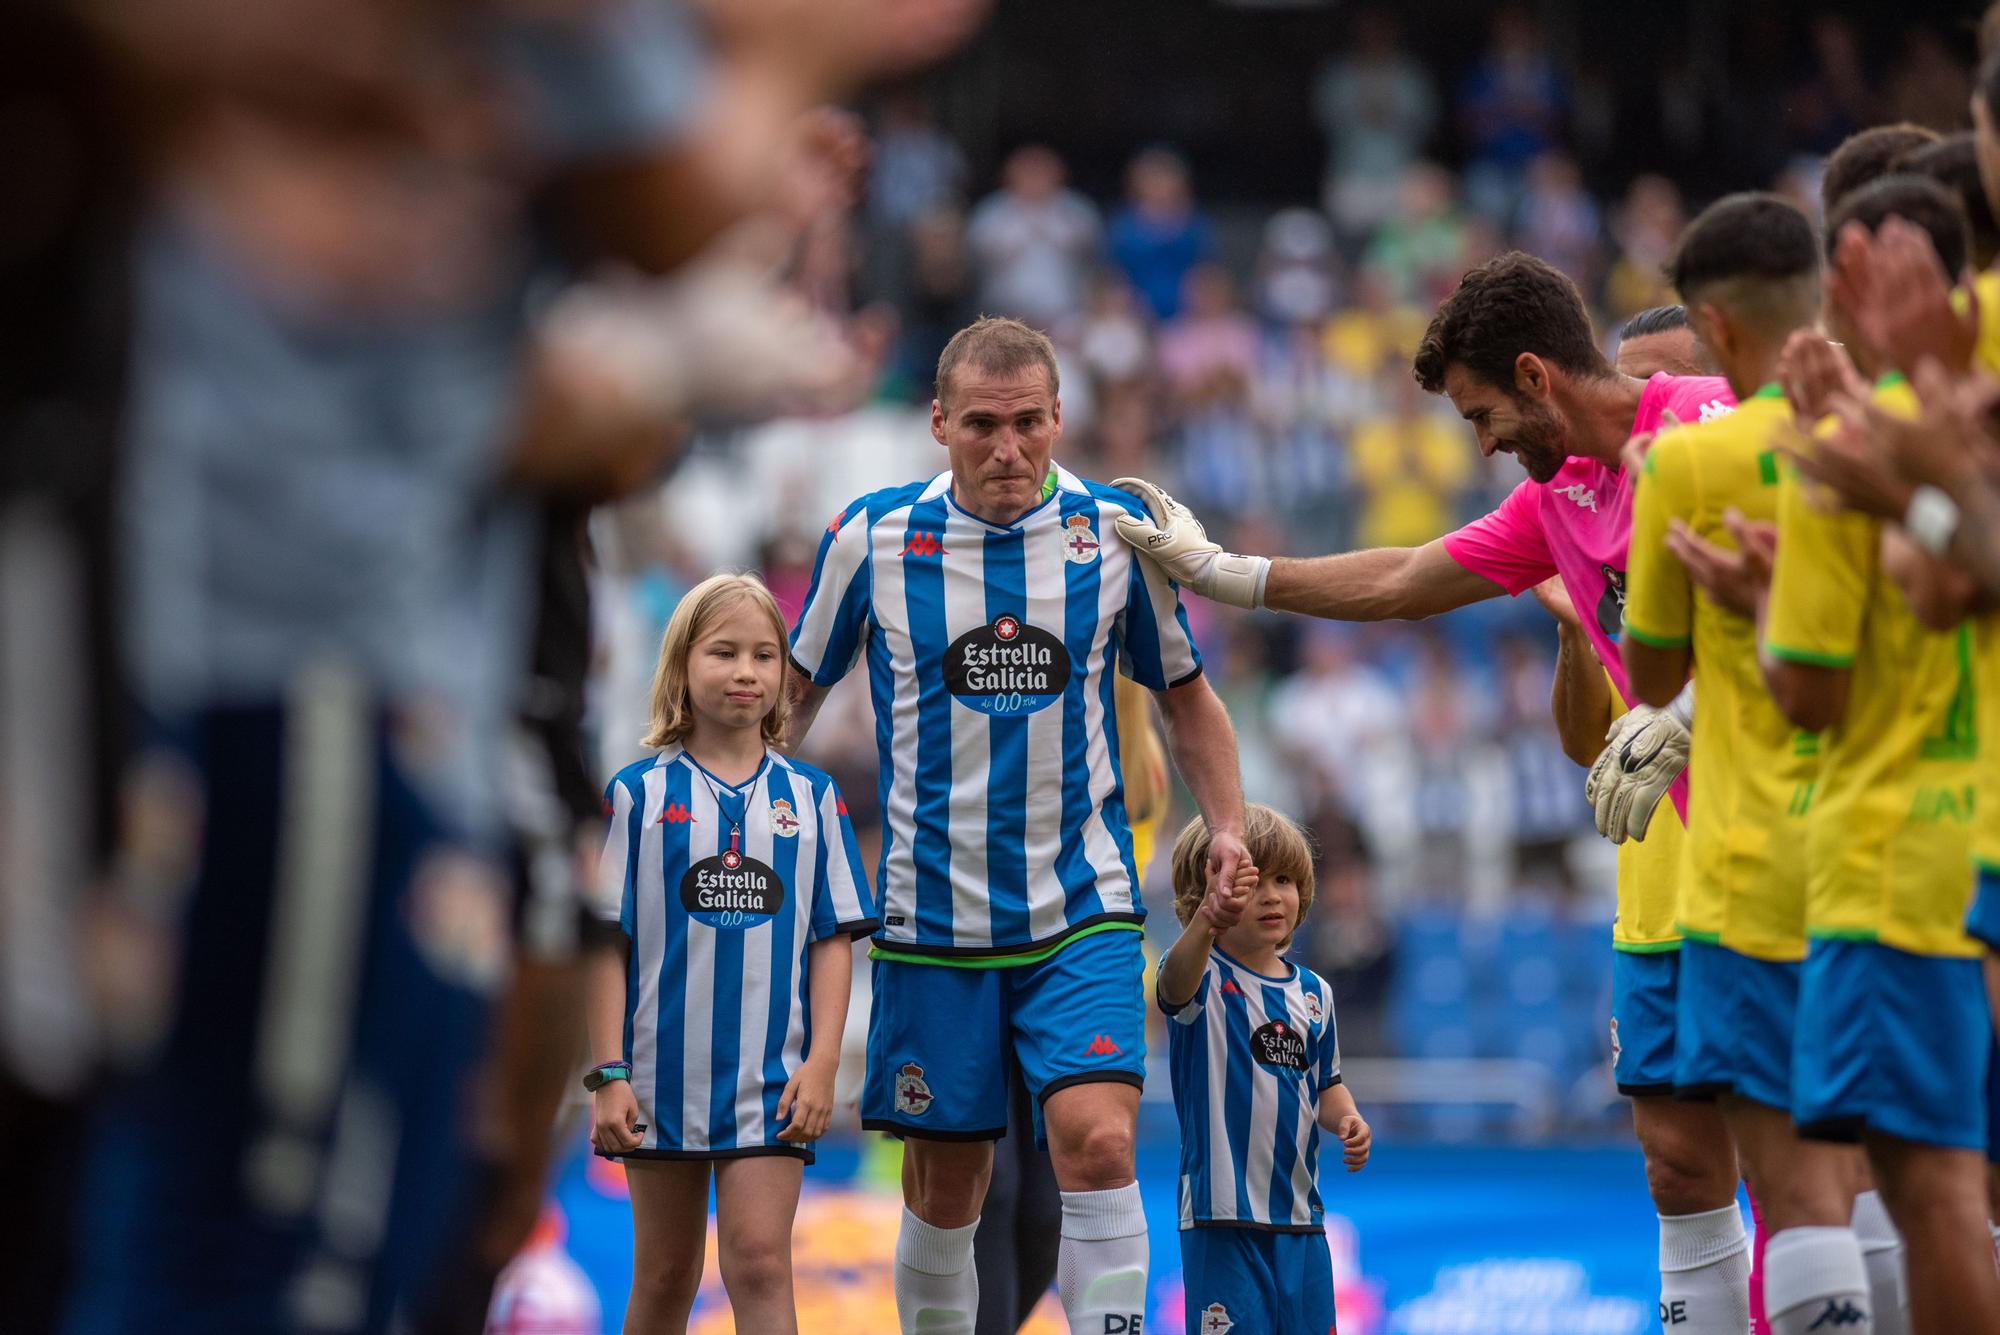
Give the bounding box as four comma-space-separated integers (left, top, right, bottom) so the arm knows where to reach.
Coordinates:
868, 919, 1142, 969
1763, 641, 1855, 670
1623, 622, 1692, 650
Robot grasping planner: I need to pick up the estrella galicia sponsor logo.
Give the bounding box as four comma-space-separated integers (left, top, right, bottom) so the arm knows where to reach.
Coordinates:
1596, 564, 1626, 637
943, 615, 1071, 716
680, 852, 784, 929
1250, 1020, 1308, 1071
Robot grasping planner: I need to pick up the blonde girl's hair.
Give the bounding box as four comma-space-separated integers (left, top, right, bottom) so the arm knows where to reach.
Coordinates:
1169, 804, 1318, 947
642, 572, 794, 751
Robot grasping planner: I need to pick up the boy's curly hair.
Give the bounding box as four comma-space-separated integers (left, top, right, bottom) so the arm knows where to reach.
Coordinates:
1169, 805, 1318, 949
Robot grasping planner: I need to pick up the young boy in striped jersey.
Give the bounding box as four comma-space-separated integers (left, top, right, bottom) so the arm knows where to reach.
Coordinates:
585, 573, 879, 1334
1158, 805, 1370, 1335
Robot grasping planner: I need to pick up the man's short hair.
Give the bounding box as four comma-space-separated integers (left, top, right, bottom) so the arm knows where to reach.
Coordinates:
1618, 305, 1689, 342
1669, 192, 1820, 295
1824, 173, 1971, 278
1896, 133, 2000, 269
1413, 251, 1609, 393
1821, 123, 1942, 215
935, 316, 1061, 408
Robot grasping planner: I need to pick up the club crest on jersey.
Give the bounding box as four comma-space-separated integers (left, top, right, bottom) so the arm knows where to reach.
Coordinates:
1198, 1303, 1234, 1335
769, 798, 801, 836
1062, 513, 1101, 564
1250, 1019, 1308, 1071
894, 1062, 933, 1116
1303, 990, 1324, 1028
1596, 564, 1627, 637
943, 615, 1072, 717
680, 853, 783, 929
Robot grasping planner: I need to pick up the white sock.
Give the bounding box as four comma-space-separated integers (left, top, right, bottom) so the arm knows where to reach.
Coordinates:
1058, 1184, 1148, 1333
1658, 1205, 1752, 1334
894, 1207, 979, 1335
1850, 1189, 1906, 1335
1764, 1226, 1871, 1335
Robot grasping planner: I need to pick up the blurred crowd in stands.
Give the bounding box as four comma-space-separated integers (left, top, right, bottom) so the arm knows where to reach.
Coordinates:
587, 7, 1984, 1063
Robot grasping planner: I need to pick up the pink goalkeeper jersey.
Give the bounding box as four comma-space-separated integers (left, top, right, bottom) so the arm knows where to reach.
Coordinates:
1442, 373, 1735, 812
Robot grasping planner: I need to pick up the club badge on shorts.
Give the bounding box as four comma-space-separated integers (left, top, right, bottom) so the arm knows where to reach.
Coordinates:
1198, 1302, 1234, 1334
894, 1062, 933, 1116
1062, 513, 1101, 564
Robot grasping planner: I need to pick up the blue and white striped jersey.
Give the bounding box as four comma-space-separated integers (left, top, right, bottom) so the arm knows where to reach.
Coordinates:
789, 465, 1201, 959
1162, 947, 1341, 1230
594, 745, 877, 1157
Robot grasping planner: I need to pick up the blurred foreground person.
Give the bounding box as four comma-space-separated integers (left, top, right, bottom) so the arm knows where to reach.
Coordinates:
0, 7, 137, 1334
58, 1, 985, 1331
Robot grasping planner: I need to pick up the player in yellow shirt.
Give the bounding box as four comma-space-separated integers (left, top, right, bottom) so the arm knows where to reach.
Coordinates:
1621, 193, 1883, 1335
1746, 178, 1999, 1334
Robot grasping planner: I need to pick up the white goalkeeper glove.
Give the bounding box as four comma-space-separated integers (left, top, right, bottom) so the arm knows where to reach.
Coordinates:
1584, 704, 1690, 844
1109, 477, 1270, 609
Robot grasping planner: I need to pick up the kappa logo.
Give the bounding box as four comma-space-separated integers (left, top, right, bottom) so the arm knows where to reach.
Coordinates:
659, 802, 693, 825
1807, 1299, 1867, 1329
1554, 483, 1599, 512
901, 531, 946, 558
894, 1062, 933, 1116
1085, 1033, 1122, 1058
826, 508, 846, 536
1219, 977, 1243, 997
835, 796, 849, 817
769, 799, 801, 837
1695, 398, 1734, 424
1197, 1303, 1233, 1335
1063, 513, 1101, 565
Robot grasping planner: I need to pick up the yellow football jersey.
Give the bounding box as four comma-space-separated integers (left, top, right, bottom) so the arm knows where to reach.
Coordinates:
1946, 270, 2000, 879
1971, 268, 2000, 377
1977, 617, 2000, 874
1624, 387, 1813, 961
1763, 378, 1980, 958
1613, 758, 1687, 953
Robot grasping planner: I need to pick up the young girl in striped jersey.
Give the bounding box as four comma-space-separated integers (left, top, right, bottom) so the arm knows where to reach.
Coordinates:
1157, 805, 1371, 1335
585, 573, 878, 1333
